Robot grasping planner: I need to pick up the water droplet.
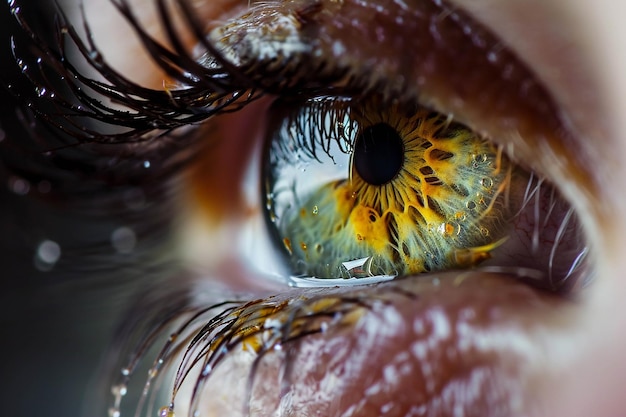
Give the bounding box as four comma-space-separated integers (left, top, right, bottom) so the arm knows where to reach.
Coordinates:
108, 407, 120, 417
466, 201, 476, 210
35, 240, 61, 271
481, 177, 493, 189
201, 364, 212, 376
312, 205, 319, 215
438, 222, 459, 237
158, 405, 175, 417
9, 176, 30, 195
472, 153, 487, 164
111, 383, 127, 397
36, 87, 48, 98
121, 367, 130, 376
143, 160, 151, 169
111, 227, 137, 254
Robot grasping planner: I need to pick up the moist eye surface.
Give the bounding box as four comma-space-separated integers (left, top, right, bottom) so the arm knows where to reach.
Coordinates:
263, 96, 587, 289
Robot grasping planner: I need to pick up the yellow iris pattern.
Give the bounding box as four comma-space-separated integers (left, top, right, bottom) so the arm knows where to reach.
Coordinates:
273, 100, 511, 278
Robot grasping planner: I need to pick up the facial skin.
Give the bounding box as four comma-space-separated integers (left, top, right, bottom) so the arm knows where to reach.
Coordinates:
2, 1, 626, 416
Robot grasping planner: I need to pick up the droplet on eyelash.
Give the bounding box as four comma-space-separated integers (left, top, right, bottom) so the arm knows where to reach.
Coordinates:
35, 87, 48, 98
34, 239, 61, 272
158, 405, 175, 417
108, 407, 121, 417
143, 161, 151, 169
111, 383, 127, 397
9, 176, 30, 195
111, 227, 137, 254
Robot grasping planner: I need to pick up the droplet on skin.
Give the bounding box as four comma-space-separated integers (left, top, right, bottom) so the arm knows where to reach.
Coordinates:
9, 176, 30, 195
34, 240, 61, 271
111, 227, 137, 254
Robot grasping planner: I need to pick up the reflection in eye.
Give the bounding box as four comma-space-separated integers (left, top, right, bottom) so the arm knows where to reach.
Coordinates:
266, 97, 512, 279
264, 96, 586, 289
3, 0, 594, 416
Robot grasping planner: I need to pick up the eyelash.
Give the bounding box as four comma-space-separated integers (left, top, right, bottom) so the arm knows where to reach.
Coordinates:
6, 0, 363, 148
3, 2, 591, 416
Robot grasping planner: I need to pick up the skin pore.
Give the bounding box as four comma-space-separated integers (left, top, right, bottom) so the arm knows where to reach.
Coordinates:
3, 0, 626, 416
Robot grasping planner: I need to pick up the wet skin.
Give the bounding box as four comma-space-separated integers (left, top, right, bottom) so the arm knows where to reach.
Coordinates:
2, 0, 626, 416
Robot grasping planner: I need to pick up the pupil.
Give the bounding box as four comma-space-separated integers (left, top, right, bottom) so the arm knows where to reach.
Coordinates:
353, 123, 404, 185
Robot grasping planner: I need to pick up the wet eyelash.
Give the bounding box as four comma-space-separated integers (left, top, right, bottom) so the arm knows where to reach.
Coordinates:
6, 0, 260, 145
269, 97, 356, 165
110, 285, 414, 417
5, 0, 359, 149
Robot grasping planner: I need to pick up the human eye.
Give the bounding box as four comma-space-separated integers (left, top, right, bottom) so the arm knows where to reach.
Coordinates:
1, 1, 614, 417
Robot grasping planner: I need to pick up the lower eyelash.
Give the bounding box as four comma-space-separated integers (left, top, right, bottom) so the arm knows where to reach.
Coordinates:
107, 284, 400, 417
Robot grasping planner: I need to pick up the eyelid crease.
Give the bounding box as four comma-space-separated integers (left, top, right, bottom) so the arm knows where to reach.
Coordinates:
211, 0, 601, 219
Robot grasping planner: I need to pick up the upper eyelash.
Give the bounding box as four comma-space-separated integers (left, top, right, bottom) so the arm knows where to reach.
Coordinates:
6, 0, 261, 145
5, 0, 361, 148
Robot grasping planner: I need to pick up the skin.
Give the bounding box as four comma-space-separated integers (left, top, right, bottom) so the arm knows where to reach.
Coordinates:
3, 0, 626, 416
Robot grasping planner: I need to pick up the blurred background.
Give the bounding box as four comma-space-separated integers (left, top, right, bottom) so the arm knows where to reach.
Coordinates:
0, 2, 182, 415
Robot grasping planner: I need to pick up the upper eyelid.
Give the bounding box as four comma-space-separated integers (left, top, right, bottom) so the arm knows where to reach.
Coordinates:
210, 0, 603, 222
7, 0, 598, 214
